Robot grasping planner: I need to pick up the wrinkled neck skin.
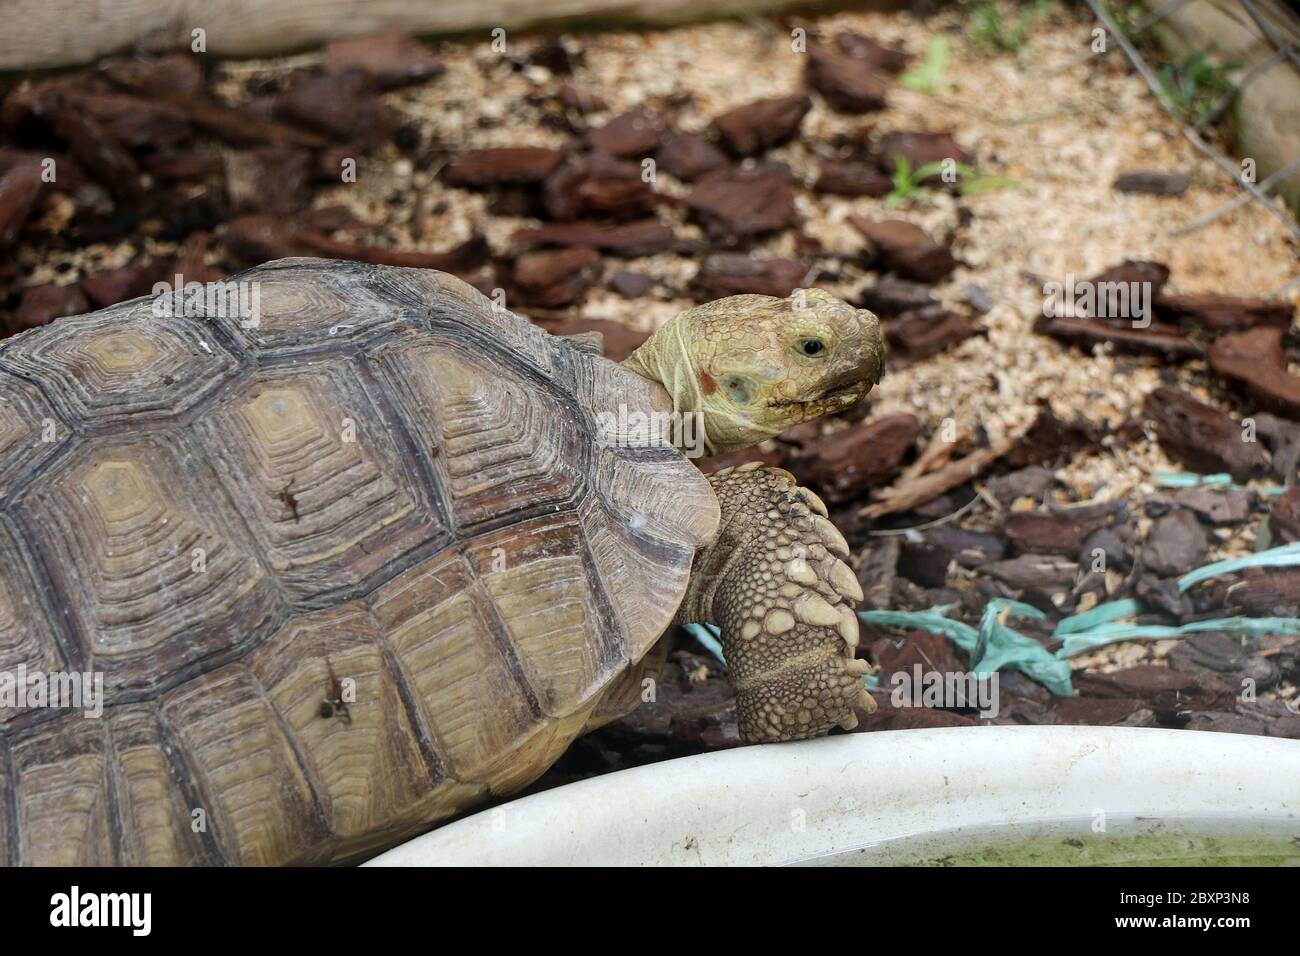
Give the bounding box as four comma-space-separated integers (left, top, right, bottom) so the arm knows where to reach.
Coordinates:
623, 313, 768, 457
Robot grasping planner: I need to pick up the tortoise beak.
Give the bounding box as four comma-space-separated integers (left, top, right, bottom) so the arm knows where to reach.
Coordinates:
815, 307, 885, 407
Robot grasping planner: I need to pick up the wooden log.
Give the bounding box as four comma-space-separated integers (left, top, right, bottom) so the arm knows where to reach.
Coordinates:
0, 0, 857, 71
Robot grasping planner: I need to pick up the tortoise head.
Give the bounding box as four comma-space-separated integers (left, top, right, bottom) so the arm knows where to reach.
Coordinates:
623, 288, 885, 456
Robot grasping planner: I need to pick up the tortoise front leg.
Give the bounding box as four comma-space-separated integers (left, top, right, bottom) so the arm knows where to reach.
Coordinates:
677, 463, 874, 742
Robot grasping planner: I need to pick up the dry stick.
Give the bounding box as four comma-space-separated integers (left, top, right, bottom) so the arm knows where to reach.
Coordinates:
899, 429, 958, 484
859, 439, 1013, 520
1082, 0, 1300, 243
1170, 155, 1300, 236
864, 494, 982, 536
974, 481, 1005, 513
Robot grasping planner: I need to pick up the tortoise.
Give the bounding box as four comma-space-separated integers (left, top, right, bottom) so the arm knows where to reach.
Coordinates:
0, 259, 884, 865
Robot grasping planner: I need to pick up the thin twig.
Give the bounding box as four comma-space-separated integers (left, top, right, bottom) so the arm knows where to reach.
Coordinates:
974, 481, 1004, 512
864, 494, 982, 536
1169, 155, 1300, 236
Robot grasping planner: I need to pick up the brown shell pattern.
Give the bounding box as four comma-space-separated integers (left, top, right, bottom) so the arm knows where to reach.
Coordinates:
0, 258, 718, 865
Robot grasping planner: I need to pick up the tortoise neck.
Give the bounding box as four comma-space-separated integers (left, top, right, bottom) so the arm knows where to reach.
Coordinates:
622, 315, 716, 455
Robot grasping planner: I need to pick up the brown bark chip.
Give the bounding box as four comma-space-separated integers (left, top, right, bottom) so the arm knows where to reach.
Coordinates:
805, 48, 889, 114
791, 413, 922, 503
1142, 386, 1269, 481
1208, 327, 1300, 420
685, 164, 798, 238
711, 94, 812, 157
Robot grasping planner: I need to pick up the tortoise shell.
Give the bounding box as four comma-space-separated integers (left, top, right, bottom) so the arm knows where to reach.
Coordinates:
0, 258, 719, 865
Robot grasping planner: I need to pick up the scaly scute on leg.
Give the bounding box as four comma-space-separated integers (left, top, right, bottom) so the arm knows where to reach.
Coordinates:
676, 463, 875, 742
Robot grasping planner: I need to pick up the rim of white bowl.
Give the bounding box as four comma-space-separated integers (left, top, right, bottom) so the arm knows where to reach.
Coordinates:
366, 725, 1300, 866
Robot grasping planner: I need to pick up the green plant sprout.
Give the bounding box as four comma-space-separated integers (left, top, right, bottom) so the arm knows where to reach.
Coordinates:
884, 155, 1017, 207
1157, 51, 1241, 125
898, 35, 950, 93
968, 0, 1056, 51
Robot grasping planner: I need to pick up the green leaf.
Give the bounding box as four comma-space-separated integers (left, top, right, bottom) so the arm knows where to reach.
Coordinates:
892, 154, 913, 185
970, 0, 1054, 50
911, 160, 950, 182
885, 155, 920, 207
898, 36, 949, 93
959, 174, 1017, 196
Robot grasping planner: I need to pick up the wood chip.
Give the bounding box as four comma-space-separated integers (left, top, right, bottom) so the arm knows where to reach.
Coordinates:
1159, 293, 1294, 332
813, 160, 893, 197
711, 94, 811, 157
444, 147, 564, 187
684, 163, 797, 238
835, 30, 911, 73
1208, 327, 1300, 420
655, 132, 728, 182
886, 305, 981, 361
1142, 385, 1270, 481
689, 252, 808, 300
588, 106, 667, 158
323, 32, 445, 89
511, 218, 675, 257
860, 437, 1012, 518
805, 47, 888, 114
849, 216, 956, 283
876, 130, 973, 180
791, 412, 922, 503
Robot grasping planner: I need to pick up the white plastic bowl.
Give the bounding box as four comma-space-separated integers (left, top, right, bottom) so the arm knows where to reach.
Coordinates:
367, 726, 1300, 866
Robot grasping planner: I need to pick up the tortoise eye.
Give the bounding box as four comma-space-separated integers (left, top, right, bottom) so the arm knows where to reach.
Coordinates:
799, 339, 826, 356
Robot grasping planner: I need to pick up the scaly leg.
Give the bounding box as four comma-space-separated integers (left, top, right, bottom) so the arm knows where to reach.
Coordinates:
676, 463, 874, 742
